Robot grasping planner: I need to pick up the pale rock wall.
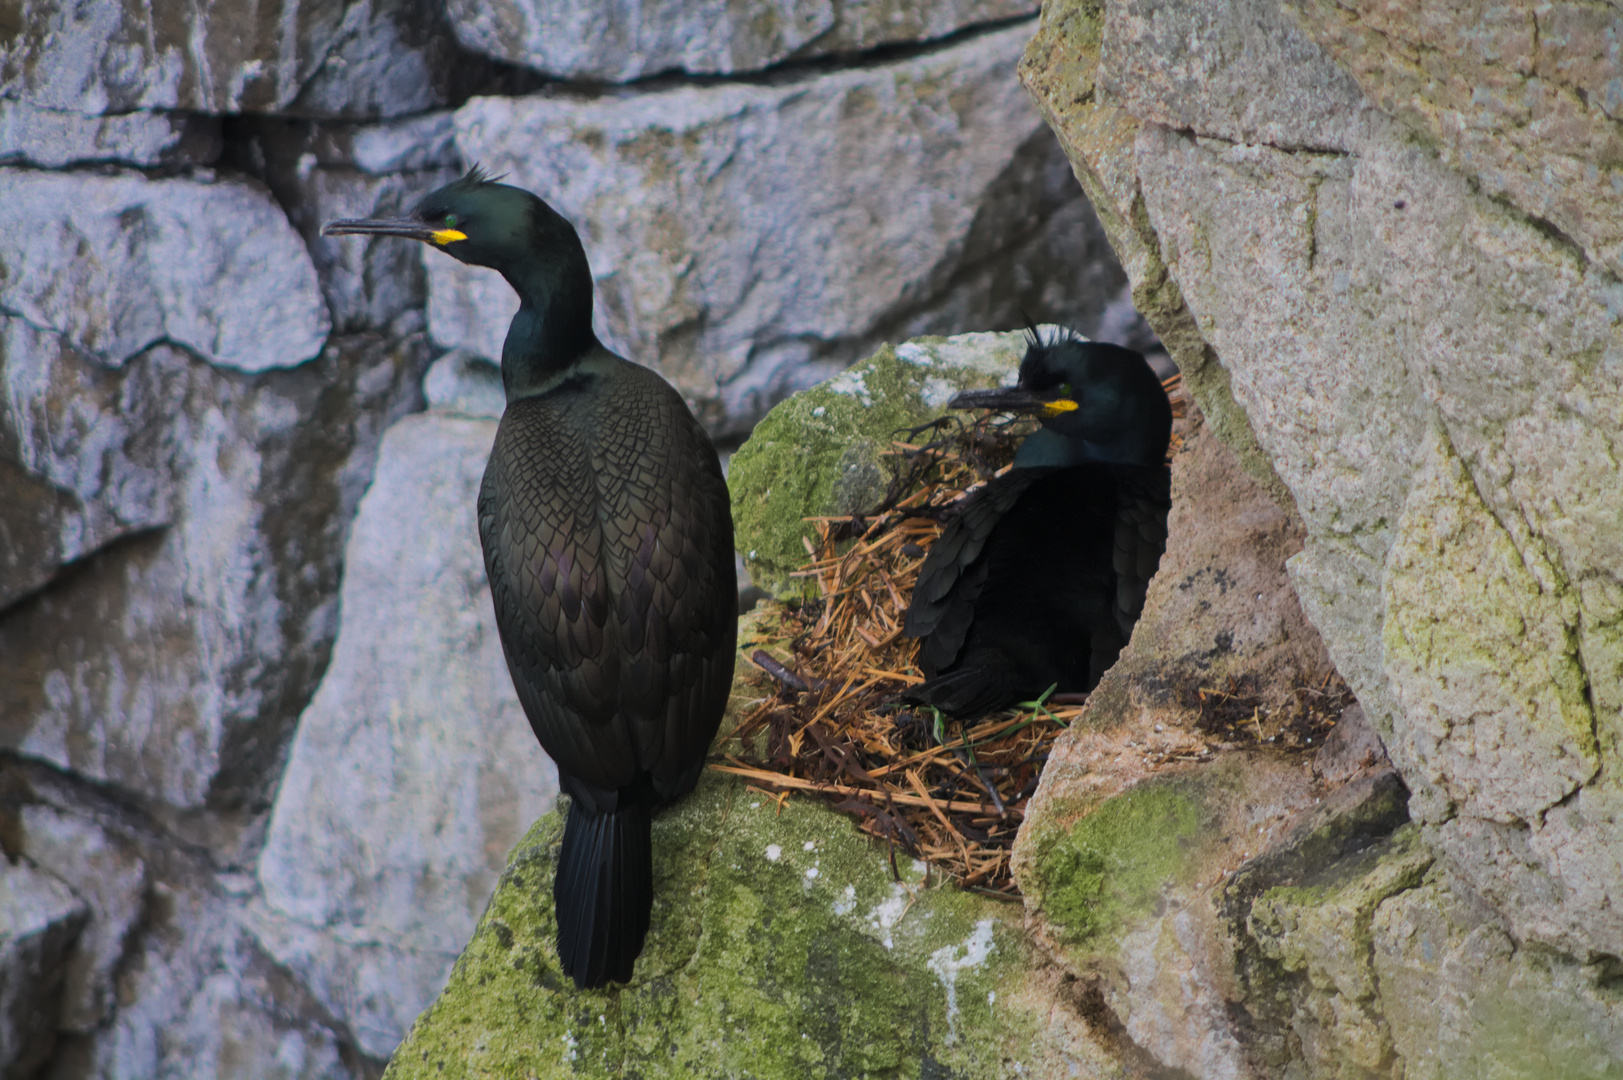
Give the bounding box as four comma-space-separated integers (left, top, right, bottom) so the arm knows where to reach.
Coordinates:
0, 5, 1130, 1078
1022, 0, 1623, 963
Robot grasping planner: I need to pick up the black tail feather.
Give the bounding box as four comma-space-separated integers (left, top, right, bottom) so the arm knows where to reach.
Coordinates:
554, 801, 653, 989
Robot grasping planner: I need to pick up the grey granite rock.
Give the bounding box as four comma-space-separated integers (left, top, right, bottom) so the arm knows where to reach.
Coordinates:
1022, 0, 1623, 977
428, 23, 1120, 434
254, 411, 557, 1058
14, 805, 148, 1033
0, 0, 463, 117
0, 102, 221, 168
55, 875, 358, 1080
0, 169, 329, 374
0, 332, 430, 816
233, 119, 461, 335
0, 859, 86, 1078
444, 0, 1037, 81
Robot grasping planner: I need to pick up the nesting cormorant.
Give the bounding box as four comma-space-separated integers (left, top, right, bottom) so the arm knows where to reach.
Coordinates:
324, 168, 737, 989
902, 330, 1171, 718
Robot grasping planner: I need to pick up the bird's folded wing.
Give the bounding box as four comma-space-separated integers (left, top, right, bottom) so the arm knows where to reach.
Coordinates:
904, 468, 1045, 672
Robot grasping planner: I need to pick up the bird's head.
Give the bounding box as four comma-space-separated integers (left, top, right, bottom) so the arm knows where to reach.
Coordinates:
948, 328, 1172, 468
322, 166, 569, 275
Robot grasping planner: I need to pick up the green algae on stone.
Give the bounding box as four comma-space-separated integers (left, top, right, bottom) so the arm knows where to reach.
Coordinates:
1024, 780, 1202, 950
727, 329, 1033, 597
1383, 422, 1598, 823
1373, 864, 1623, 1080
384, 766, 1121, 1079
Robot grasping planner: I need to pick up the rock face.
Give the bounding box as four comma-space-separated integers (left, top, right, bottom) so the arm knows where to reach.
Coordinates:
444, 0, 1038, 80
1022, 0, 1623, 968
1009, 0, 1623, 1075
5, 7, 1142, 1075
0, 0, 471, 117
0, 859, 86, 1077
254, 400, 557, 1059
426, 23, 1125, 433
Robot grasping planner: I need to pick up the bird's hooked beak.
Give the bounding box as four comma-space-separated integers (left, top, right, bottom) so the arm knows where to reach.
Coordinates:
947, 386, 1079, 418
321, 216, 467, 247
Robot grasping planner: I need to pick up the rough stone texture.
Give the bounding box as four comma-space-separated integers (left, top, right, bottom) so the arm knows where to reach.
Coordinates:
0, 0, 468, 117
729, 327, 1045, 596
1008, 395, 1357, 1080
1021, 0, 1623, 965
64, 874, 359, 1080
445, 0, 1037, 81
14, 804, 148, 1033
229, 117, 462, 336
427, 23, 1126, 434
254, 410, 557, 1059
380, 655, 1126, 1080
0, 102, 222, 168
0, 169, 329, 374
0, 858, 86, 1078
0, 330, 430, 816
1372, 864, 1623, 1080
1291, 0, 1623, 281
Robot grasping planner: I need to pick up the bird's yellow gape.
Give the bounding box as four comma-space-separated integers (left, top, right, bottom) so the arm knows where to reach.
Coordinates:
430, 229, 467, 246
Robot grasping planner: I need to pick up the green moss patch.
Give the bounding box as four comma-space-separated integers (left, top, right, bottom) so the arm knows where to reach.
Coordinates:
728, 330, 1030, 597
1027, 781, 1202, 948
384, 765, 1094, 1079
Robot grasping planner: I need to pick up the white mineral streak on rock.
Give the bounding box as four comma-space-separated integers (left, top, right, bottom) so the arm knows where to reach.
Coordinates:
927, 919, 996, 1044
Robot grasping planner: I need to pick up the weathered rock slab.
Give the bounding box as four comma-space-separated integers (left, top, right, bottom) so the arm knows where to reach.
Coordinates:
0, 0, 464, 117
444, 0, 1037, 81
14, 804, 148, 1033
427, 23, 1121, 433
1022, 0, 1623, 964
255, 410, 557, 1059
0, 858, 86, 1078
0, 332, 429, 816
0, 102, 222, 168
0, 169, 329, 374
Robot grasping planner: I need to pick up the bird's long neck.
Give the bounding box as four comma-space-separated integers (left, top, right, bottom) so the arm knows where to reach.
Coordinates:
499, 239, 600, 401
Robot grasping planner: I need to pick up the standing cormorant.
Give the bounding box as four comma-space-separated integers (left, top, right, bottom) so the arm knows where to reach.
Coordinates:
903, 330, 1171, 717
324, 168, 737, 989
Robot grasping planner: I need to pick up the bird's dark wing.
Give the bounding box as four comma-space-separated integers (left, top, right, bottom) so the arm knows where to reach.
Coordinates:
478, 356, 736, 797
904, 469, 1047, 675
1108, 463, 1171, 641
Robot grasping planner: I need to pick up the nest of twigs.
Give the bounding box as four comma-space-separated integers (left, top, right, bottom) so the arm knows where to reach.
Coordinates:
715, 375, 1185, 899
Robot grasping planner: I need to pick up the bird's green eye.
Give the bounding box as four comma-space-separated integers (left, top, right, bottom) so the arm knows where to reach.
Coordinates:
1059, 382, 1073, 396
444, 214, 458, 228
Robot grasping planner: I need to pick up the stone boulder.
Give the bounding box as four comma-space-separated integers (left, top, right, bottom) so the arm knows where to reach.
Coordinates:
0, 328, 430, 818
0, 169, 328, 374
1021, 0, 1623, 966
424, 22, 1126, 435
0, 0, 469, 117
444, 0, 1037, 81
378, 692, 1124, 1079
253, 366, 557, 1059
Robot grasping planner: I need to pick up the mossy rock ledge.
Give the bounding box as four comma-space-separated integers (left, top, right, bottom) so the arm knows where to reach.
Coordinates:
381, 647, 1126, 1079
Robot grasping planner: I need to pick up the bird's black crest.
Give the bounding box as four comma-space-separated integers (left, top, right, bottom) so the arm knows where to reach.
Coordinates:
460, 163, 504, 187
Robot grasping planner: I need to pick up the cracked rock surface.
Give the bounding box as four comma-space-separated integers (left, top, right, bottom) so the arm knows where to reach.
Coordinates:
1017, 0, 1623, 1075
0, 4, 1135, 1076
